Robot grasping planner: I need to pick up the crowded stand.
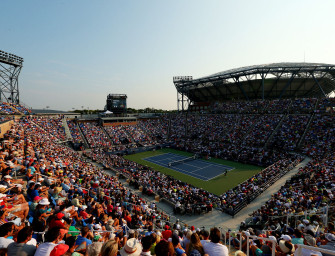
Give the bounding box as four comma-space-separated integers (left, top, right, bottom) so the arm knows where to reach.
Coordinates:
301, 114, 335, 158
0, 102, 31, 115
0, 97, 333, 256
30, 116, 67, 142
212, 100, 269, 114
66, 120, 84, 144
316, 98, 335, 113
104, 125, 137, 151
249, 155, 334, 224
137, 119, 168, 145
268, 115, 310, 151
11, 103, 32, 115
0, 118, 188, 256
290, 98, 317, 113
242, 114, 282, 148
122, 124, 157, 147
238, 151, 335, 256
0, 102, 18, 115
265, 99, 292, 114
79, 122, 113, 149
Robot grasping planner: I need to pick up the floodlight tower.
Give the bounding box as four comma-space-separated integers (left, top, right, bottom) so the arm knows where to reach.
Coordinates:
0, 50, 24, 103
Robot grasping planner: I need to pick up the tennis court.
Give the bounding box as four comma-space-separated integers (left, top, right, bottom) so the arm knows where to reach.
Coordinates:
143, 153, 234, 181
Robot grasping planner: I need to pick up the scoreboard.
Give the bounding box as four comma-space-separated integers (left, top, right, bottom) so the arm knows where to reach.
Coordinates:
106, 94, 127, 115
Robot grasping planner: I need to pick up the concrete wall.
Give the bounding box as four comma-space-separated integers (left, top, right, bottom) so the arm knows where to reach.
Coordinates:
0, 120, 13, 138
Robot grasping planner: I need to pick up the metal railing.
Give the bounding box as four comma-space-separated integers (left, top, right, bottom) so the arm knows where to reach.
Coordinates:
295, 244, 335, 256
228, 231, 243, 252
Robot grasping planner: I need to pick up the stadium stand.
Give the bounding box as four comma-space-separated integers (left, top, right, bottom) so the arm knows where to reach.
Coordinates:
0, 102, 31, 115
79, 122, 113, 149
0, 95, 334, 256
66, 120, 84, 144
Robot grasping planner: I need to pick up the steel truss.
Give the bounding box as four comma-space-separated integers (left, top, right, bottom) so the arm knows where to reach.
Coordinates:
173, 76, 193, 112
0, 50, 23, 103
174, 63, 335, 104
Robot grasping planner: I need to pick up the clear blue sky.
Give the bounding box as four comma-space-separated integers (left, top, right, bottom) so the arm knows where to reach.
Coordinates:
1, 0, 335, 111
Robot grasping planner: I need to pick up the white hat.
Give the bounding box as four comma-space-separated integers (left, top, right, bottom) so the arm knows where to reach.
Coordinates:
156, 231, 162, 237
279, 240, 295, 253
176, 224, 181, 230
243, 231, 250, 236
4, 175, 12, 179
94, 224, 102, 230
120, 238, 142, 256
268, 236, 277, 242
302, 219, 310, 224
281, 235, 292, 241
81, 205, 88, 209
39, 198, 50, 205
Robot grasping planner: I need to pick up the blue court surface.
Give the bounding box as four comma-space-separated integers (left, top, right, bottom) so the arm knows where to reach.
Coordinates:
143, 153, 234, 181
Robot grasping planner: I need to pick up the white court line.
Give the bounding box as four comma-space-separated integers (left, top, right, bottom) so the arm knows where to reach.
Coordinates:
144, 153, 187, 163
171, 160, 235, 181
172, 165, 210, 181
143, 153, 235, 181
145, 157, 210, 181
181, 161, 234, 173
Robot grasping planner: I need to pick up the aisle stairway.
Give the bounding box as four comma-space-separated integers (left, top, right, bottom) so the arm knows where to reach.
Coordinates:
62, 118, 73, 141
264, 114, 288, 148
77, 123, 91, 149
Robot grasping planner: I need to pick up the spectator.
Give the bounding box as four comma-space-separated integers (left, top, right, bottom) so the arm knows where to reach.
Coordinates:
7, 226, 36, 256
120, 238, 142, 256
294, 235, 322, 256
141, 235, 153, 256
186, 233, 206, 256
0, 222, 15, 249
155, 240, 175, 256
172, 234, 186, 256
203, 228, 228, 256
34, 227, 64, 256
162, 225, 172, 241
76, 227, 93, 249
50, 244, 69, 256
319, 233, 335, 256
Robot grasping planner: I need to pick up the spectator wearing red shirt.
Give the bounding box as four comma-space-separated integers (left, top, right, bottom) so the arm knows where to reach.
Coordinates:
49, 213, 67, 229
162, 225, 172, 240
79, 206, 90, 220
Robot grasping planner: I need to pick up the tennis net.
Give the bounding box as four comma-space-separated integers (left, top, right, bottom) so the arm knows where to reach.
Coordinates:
168, 155, 198, 167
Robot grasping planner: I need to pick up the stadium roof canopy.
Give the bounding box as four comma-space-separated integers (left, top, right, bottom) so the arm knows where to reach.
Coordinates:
173, 62, 335, 110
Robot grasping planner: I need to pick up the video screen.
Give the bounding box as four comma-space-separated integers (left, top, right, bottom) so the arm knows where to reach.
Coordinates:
112, 99, 127, 109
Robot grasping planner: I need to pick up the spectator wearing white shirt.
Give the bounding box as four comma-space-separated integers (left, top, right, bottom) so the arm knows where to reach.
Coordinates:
203, 227, 228, 256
